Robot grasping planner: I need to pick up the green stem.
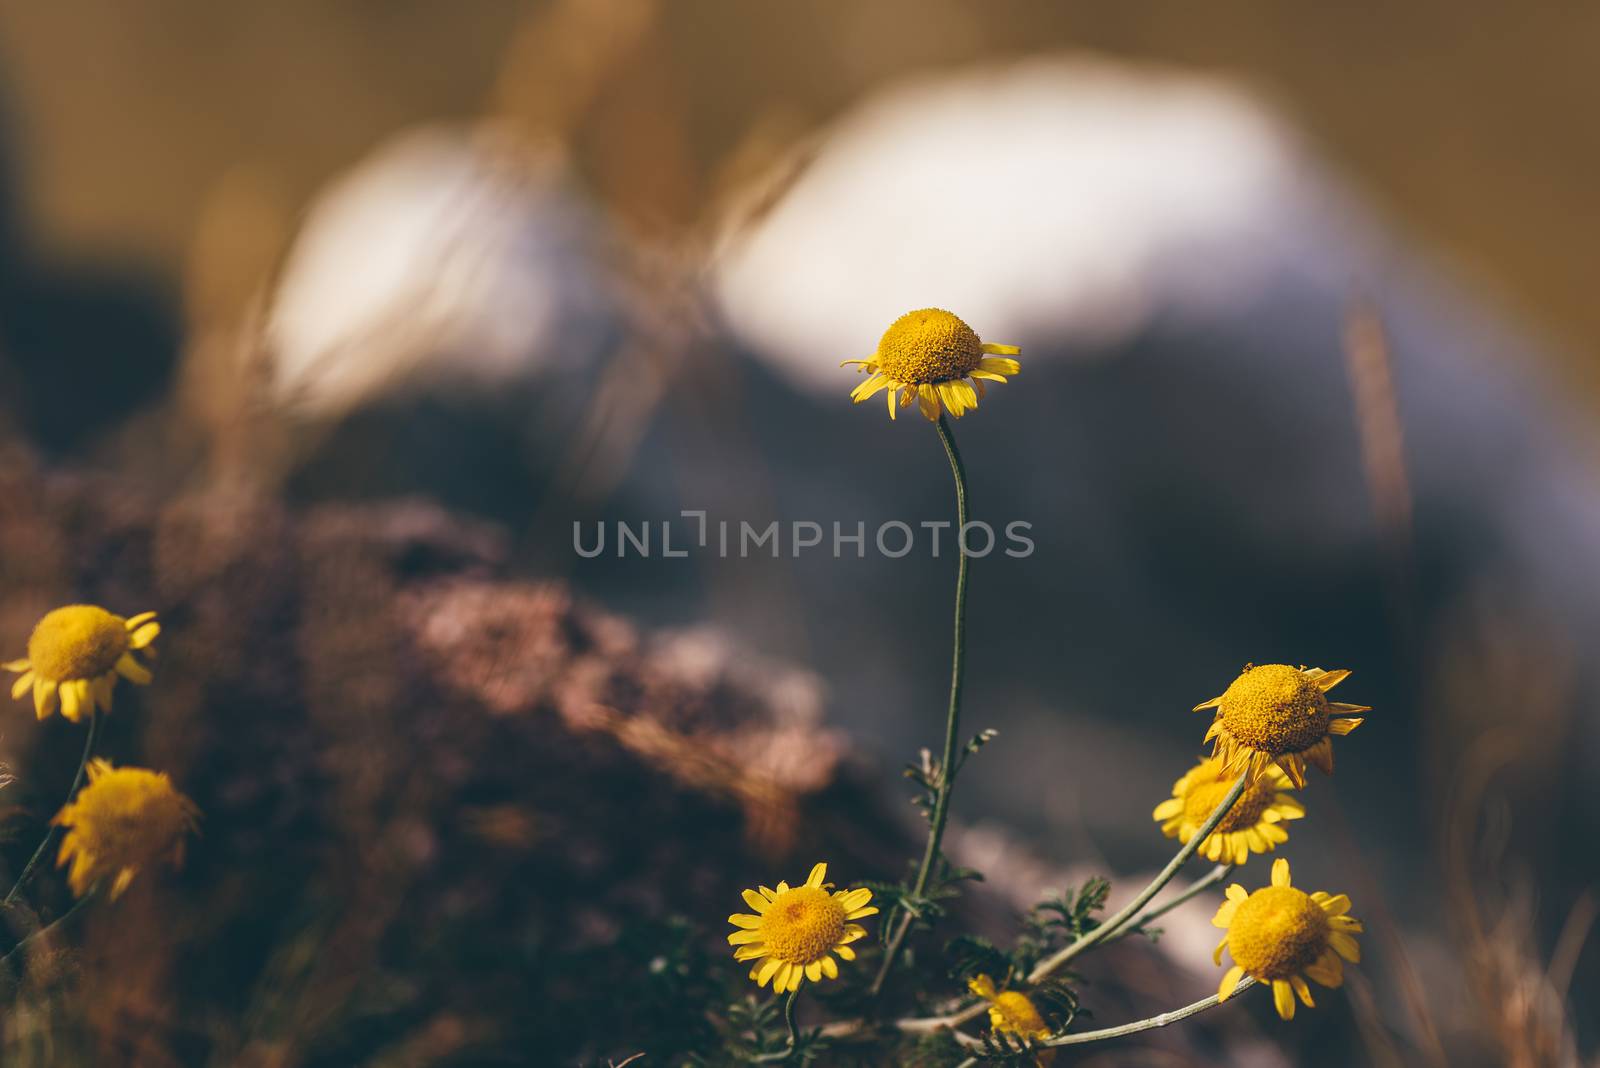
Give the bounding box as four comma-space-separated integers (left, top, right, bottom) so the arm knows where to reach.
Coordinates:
1101, 863, 1234, 946
1026, 774, 1248, 982
3, 710, 99, 908
752, 989, 801, 1063
1, 882, 100, 970
870, 413, 971, 997
949, 978, 1257, 1065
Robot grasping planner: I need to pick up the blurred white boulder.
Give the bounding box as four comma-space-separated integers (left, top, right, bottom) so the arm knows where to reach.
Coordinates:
713, 56, 1373, 389
267, 123, 613, 416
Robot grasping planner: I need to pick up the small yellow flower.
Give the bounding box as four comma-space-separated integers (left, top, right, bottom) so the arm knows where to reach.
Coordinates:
727, 862, 878, 992
1212, 858, 1362, 1020
5, 605, 160, 722
1194, 664, 1368, 788
54, 759, 199, 899
968, 974, 1055, 1065
1153, 756, 1304, 865
843, 308, 1020, 421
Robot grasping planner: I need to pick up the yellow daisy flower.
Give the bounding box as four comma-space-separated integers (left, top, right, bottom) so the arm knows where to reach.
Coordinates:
727, 862, 878, 992
1212, 858, 1362, 1020
5, 605, 160, 722
54, 759, 200, 899
1153, 756, 1304, 865
843, 308, 1020, 421
1194, 664, 1368, 788
968, 974, 1055, 1065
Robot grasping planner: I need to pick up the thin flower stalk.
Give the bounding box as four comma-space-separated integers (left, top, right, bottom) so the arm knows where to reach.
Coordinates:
870, 412, 971, 996
2, 710, 101, 907
948, 978, 1259, 1067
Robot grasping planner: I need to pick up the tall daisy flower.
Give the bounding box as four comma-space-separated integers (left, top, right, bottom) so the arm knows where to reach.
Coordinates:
53, 760, 200, 899
5, 606, 160, 722
968, 974, 1056, 1065
1194, 664, 1368, 788
1212, 858, 1362, 1020
843, 308, 1019, 420
727, 862, 878, 992
1153, 756, 1303, 865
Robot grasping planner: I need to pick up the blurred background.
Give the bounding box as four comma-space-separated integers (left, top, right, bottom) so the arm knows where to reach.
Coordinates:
0, 2, 1597, 1065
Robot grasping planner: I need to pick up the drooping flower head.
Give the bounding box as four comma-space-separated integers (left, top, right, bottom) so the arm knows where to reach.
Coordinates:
1153, 756, 1304, 865
727, 862, 877, 992
54, 759, 199, 898
968, 974, 1056, 1065
5, 606, 160, 722
1212, 858, 1362, 1020
1194, 664, 1368, 788
843, 308, 1020, 421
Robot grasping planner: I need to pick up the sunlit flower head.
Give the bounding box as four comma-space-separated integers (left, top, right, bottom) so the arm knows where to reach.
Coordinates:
54, 759, 199, 899
727, 862, 877, 992
1194, 664, 1368, 788
968, 974, 1056, 1065
5, 606, 160, 723
1212, 858, 1362, 1020
843, 308, 1020, 421
1153, 756, 1303, 865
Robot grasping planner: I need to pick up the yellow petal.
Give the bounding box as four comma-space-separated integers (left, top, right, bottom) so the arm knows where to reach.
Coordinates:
1317, 893, 1352, 916
917, 384, 939, 421
728, 929, 764, 945
128, 622, 161, 649
1309, 668, 1350, 691
834, 944, 855, 961
846, 905, 878, 920
1272, 979, 1296, 1020
1328, 718, 1363, 736
1226, 885, 1248, 902
92, 674, 115, 713
1330, 932, 1361, 962
1212, 936, 1229, 965
60, 679, 82, 722
1291, 975, 1314, 1006
1153, 798, 1183, 820
742, 889, 770, 913
1218, 965, 1245, 1002
1304, 950, 1344, 988
1271, 858, 1291, 887
11, 671, 34, 700
1213, 900, 1240, 927
819, 956, 838, 979
977, 356, 1020, 375
733, 945, 766, 961
757, 957, 782, 987
728, 913, 763, 929
979, 342, 1020, 356
2, 659, 30, 672
836, 887, 872, 911
35, 678, 58, 719
116, 653, 152, 685
806, 862, 827, 888
805, 961, 823, 982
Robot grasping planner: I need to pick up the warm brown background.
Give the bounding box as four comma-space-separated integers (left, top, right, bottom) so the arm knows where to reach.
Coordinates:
1, 2, 1596, 389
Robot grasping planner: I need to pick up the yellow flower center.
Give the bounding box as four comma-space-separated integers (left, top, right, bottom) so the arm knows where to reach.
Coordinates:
874, 308, 984, 384
989, 990, 1050, 1038
1217, 664, 1330, 755
1226, 885, 1329, 979
1184, 774, 1274, 832
759, 886, 846, 965
27, 605, 129, 682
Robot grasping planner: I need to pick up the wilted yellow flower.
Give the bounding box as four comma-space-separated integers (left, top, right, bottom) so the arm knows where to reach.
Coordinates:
1212, 858, 1362, 1020
1153, 756, 1303, 865
968, 974, 1055, 1065
727, 862, 877, 992
1194, 664, 1368, 788
54, 759, 199, 898
5, 606, 160, 722
843, 308, 1020, 421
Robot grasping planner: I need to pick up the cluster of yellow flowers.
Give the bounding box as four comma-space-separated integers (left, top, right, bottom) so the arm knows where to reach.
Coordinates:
5, 604, 199, 901
720, 310, 1375, 1059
